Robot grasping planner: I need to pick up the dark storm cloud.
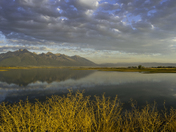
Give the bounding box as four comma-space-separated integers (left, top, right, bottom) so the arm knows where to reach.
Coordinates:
0, 0, 176, 54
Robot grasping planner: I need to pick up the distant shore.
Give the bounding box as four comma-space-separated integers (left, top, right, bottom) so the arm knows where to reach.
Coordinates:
1, 66, 176, 73
74, 67, 176, 73
0, 66, 68, 71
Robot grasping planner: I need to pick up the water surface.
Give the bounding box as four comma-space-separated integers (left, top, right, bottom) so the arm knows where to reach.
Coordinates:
0, 68, 176, 110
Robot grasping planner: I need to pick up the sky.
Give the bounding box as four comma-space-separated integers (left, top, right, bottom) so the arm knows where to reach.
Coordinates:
0, 0, 176, 64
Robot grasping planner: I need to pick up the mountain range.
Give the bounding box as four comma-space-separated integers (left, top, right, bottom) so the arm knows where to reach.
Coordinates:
0, 49, 96, 66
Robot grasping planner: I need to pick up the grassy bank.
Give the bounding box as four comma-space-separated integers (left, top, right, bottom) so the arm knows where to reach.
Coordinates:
0, 66, 68, 71
0, 70, 8, 71
76, 67, 176, 73
1, 91, 176, 132
1, 66, 176, 73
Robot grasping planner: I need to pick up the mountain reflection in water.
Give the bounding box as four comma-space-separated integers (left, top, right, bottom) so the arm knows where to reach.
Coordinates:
0, 68, 94, 87
0, 68, 176, 110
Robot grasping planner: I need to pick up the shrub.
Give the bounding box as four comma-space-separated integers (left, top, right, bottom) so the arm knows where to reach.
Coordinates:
138, 65, 144, 69
0, 91, 176, 132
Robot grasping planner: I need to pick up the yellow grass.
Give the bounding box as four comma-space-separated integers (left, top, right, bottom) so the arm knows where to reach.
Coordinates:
75, 67, 176, 73
0, 91, 176, 132
0, 70, 8, 71
0, 66, 64, 70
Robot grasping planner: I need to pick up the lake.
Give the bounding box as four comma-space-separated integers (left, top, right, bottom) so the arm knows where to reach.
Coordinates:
0, 68, 176, 110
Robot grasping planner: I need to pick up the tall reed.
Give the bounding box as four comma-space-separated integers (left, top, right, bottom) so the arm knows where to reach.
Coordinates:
0, 91, 176, 132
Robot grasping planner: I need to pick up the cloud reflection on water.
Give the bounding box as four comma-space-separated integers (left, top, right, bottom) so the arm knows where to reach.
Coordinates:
0, 69, 176, 108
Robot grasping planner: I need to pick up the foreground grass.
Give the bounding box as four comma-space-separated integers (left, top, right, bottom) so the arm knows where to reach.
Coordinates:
1, 91, 176, 132
76, 67, 176, 73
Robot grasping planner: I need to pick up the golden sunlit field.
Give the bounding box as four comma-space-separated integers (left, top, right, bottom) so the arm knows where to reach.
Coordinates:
76, 67, 176, 73
0, 70, 7, 71
1, 66, 176, 73
0, 66, 64, 70
0, 91, 176, 132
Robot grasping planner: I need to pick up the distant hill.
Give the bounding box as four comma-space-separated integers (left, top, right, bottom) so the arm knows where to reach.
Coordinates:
0, 49, 96, 66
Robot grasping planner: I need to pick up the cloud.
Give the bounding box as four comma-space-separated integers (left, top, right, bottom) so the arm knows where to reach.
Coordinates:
78, 0, 99, 8
99, 2, 119, 11
0, 0, 176, 58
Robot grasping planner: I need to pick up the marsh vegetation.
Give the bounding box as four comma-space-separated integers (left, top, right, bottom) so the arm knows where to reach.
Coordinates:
76, 66, 176, 73
1, 91, 176, 132
1, 65, 176, 73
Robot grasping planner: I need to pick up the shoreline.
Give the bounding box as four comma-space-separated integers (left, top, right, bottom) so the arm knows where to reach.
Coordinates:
1, 66, 176, 73
74, 67, 176, 73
